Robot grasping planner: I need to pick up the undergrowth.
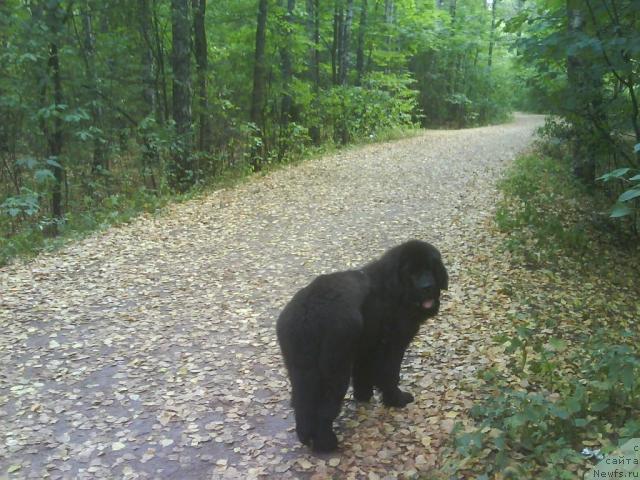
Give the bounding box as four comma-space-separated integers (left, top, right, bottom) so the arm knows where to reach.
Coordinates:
438, 153, 640, 479
494, 154, 593, 265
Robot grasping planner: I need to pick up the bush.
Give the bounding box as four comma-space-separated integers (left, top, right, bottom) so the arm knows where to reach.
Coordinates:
315, 73, 419, 145
440, 150, 640, 479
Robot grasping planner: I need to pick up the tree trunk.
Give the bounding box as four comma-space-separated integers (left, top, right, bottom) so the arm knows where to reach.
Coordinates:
383, 0, 394, 73
338, 0, 353, 85
487, 0, 498, 68
139, 0, 157, 116
384, 0, 394, 33
515, 0, 526, 55
566, 1, 584, 99
365, 0, 380, 74
0, 1, 11, 167
192, 0, 209, 152
153, 0, 170, 123
250, 0, 268, 169
48, 40, 64, 229
81, 0, 106, 174
280, 0, 295, 128
34, 2, 67, 235
139, 0, 159, 190
332, 2, 341, 85
355, 0, 367, 86
170, 0, 193, 191
306, 0, 321, 144
306, 0, 320, 91
566, 0, 597, 182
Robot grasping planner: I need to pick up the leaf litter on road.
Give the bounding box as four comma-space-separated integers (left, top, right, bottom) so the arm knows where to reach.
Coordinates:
0, 114, 544, 479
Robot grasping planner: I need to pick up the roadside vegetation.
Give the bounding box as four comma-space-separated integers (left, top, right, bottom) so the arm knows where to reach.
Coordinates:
438, 144, 640, 479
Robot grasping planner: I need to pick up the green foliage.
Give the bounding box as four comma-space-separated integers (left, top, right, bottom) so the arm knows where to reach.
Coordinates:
495, 154, 591, 263
0, 185, 171, 266
508, 0, 640, 233
597, 145, 640, 221
0, 189, 40, 218
453, 326, 640, 479
0, 156, 59, 227
0, 0, 523, 264
315, 73, 419, 144
276, 122, 310, 161
442, 150, 640, 479
410, 0, 520, 127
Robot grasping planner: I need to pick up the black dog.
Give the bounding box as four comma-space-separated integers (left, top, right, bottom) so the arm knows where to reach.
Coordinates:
276, 240, 448, 451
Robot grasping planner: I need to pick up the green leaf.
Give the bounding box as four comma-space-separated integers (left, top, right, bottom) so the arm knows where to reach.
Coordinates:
574, 418, 589, 427
46, 158, 62, 169
549, 404, 570, 419
20, 53, 38, 63
590, 380, 613, 390
34, 169, 55, 183
634, 143, 640, 154
597, 168, 630, 182
505, 413, 527, 428
621, 366, 635, 390
630, 174, 640, 182
16, 156, 39, 169
591, 401, 609, 412
456, 430, 483, 454
547, 338, 567, 352
618, 188, 640, 203
565, 394, 582, 414
610, 203, 633, 218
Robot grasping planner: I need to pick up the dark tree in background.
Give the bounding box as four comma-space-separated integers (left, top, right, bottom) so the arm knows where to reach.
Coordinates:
355, 0, 368, 86
137, 0, 160, 190
79, 0, 106, 174
279, 0, 295, 130
31, 1, 70, 235
565, 0, 598, 181
306, 0, 321, 145
192, 0, 209, 153
170, 0, 193, 191
338, 0, 354, 86
139, 0, 157, 119
250, 0, 268, 170
488, 0, 499, 68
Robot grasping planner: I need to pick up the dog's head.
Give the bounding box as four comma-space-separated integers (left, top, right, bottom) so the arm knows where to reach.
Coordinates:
398, 240, 448, 314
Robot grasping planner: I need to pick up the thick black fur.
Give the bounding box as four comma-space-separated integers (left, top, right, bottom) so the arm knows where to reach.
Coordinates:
276, 240, 448, 452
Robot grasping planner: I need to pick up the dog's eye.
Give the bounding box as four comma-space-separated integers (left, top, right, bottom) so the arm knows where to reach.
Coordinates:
413, 271, 434, 290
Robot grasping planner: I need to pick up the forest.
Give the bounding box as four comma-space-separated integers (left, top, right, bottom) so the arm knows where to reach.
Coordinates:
1, 0, 639, 261
0, 0, 524, 261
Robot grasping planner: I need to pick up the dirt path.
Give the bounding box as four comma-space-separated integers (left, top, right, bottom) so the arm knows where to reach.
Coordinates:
1, 114, 544, 480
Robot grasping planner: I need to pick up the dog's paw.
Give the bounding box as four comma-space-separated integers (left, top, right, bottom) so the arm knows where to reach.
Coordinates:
312, 430, 338, 452
382, 389, 414, 408
353, 388, 373, 402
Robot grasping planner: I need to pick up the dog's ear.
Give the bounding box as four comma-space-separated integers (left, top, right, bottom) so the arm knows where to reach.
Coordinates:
433, 256, 448, 291
395, 257, 413, 292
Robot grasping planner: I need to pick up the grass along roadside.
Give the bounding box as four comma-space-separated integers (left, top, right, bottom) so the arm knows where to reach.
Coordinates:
435, 153, 640, 479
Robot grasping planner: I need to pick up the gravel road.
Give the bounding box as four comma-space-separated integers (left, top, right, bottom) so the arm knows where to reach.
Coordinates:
1, 113, 544, 479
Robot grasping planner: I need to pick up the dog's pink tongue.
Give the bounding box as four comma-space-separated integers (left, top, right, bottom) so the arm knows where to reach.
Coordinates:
422, 299, 434, 309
